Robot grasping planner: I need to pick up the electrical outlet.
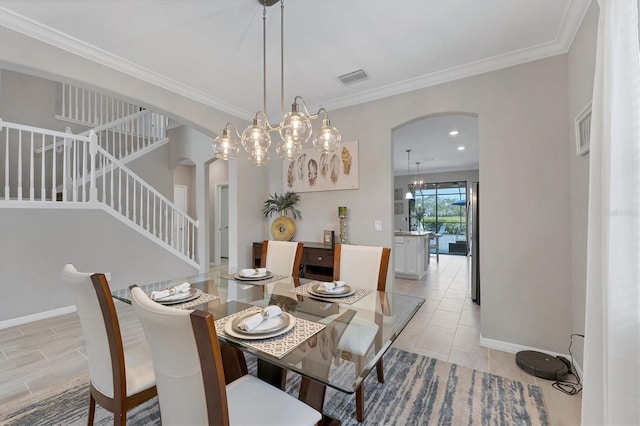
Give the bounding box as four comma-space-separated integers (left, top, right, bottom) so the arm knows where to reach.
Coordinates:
374, 220, 382, 231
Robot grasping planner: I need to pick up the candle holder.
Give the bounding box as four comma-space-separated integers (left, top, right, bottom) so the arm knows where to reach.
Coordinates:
338, 206, 348, 244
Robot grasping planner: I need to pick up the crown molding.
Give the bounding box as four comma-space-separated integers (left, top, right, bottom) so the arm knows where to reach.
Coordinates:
311, 1, 592, 113
1, 1, 591, 118
0, 7, 253, 120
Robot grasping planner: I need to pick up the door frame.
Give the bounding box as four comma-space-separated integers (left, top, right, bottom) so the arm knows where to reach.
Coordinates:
214, 182, 229, 265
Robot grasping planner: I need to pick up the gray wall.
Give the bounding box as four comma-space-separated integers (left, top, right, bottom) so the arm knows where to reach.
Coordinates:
0, 209, 196, 321
274, 55, 574, 354
567, 1, 599, 367
0, 18, 598, 359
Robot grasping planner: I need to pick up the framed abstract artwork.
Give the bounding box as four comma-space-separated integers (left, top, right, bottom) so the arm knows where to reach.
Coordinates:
283, 140, 359, 193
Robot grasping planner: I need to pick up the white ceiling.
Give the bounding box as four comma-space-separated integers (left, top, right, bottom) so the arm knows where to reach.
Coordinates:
0, 0, 590, 173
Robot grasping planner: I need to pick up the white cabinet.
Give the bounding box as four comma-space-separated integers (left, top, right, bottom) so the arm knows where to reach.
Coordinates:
394, 235, 425, 279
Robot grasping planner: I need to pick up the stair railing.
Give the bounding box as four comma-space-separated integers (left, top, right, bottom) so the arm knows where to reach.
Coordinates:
0, 118, 198, 266
57, 83, 146, 127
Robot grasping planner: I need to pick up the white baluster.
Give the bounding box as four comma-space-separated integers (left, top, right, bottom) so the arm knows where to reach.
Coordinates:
17, 130, 22, 201
41, 133, 46, 201
4, 123, 10, 200
29, 132, 34, 201
89, 132, 97, 203
52, 133, 56, 201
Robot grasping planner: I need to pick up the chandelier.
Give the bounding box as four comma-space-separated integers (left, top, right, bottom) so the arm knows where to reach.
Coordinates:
404, 149, 414, 200
212, 0, 341, 166
409, 160, 426, 195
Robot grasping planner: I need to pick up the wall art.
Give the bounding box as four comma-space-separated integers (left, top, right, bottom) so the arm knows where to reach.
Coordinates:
283, 140, 359, 193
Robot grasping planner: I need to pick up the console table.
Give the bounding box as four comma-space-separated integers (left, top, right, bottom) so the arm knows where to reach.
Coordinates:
252, 241, 334, 280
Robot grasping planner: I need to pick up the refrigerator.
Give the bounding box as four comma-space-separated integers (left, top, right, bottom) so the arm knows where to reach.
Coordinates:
470, 182, 480, 304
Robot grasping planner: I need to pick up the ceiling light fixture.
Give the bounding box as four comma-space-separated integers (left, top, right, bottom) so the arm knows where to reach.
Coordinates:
405, 149, 414, 200
212, 0, 341, 166
449, 129, 459, 136
409, 161, 426, 195
457, 146, 465, 151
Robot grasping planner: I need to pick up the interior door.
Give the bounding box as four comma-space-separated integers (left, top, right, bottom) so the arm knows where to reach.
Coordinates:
220, 185, 229, 258
173, 185, 188, 250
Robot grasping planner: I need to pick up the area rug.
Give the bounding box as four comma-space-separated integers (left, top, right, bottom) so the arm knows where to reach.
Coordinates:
0, 347, 548, 425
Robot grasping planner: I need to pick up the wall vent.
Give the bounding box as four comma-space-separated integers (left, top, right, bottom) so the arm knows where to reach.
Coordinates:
337, 69, 369, 85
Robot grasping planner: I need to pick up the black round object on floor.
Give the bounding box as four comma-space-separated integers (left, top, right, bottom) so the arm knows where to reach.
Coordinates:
516, 350, 568, 380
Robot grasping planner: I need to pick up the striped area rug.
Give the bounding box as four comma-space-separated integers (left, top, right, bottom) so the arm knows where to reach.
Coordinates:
1, 348, 548, 426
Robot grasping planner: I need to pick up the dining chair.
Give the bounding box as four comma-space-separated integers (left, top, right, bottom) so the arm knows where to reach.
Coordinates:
332, 243, 391, 422
129, 285, 322, 426
260, 240, 304, 277
61, 264, 157, 426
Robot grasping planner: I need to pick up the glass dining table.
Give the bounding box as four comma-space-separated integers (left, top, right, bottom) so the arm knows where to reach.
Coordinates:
112, 268, 424, 424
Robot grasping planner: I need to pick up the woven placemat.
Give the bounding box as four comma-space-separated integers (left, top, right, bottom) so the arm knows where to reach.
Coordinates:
172, 292, 219, 309
289, 281, 373, 305
215, 306, 325, 359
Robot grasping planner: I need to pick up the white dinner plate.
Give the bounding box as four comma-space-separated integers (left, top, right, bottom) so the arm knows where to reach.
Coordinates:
224, 312, 295, 340
154, 288, 201, 305
307, 284, 356, 298
230, 311, 291, 335
233, 270, 274, 281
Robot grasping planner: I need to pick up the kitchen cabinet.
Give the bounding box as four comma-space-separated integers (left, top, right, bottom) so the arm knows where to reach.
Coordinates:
394, 234, 426, 279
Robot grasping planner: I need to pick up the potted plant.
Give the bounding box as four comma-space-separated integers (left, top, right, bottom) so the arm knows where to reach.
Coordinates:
262, 191, 302, 240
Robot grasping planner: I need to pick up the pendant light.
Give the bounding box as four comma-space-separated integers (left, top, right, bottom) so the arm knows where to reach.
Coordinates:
212, 0, 341, 165
405, 149, 414, 200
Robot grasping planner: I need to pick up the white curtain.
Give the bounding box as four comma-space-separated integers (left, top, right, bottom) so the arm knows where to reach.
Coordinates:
581, 1, 640, 425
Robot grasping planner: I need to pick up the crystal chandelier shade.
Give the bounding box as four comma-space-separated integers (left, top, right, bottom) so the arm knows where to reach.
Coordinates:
212, 0, 341, 166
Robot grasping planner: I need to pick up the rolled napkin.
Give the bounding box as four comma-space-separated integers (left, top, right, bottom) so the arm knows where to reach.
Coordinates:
150, 282, 191, 301
321, 280, 345, 293
239, 268, 268, 277
237, 306, 282, 331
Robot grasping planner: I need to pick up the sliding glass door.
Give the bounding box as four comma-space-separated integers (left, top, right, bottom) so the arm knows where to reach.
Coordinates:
409, 181, 467, 255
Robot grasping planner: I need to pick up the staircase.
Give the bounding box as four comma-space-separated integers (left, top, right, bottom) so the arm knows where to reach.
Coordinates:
0, 85, 199, 268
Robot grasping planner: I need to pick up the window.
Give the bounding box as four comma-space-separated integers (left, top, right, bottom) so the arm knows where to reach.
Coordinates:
409, 181, 467, 255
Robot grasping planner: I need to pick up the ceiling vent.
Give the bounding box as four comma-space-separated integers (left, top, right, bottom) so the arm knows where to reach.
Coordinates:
337, 69, 369, 85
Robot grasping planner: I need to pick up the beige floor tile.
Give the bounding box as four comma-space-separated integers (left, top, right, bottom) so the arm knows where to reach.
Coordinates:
438, 298, 465, 313
429, 309, 461, 330
415, 324, 455, 355
452, 325, 481, 351
458, 308, 481, 328
0, 350, 46, 376
448, 347, 489, 373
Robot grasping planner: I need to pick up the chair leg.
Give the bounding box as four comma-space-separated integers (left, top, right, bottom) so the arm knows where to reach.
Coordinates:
87, 392, 96, 426
355, 383, 365, 422
376, 358, 384, 383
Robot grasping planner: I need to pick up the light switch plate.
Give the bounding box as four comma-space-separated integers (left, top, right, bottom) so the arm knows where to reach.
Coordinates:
374, 220, 382, 231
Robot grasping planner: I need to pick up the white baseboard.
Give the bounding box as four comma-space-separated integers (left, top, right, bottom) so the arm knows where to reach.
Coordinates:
480, 334, 584, 376
0, 305, 77, 329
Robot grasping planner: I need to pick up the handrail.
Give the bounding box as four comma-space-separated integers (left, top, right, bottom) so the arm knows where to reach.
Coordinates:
1, 118, 198, 265
35, 109, 167, 159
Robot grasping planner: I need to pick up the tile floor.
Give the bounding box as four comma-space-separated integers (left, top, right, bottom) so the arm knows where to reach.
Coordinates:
393, 254, 582, 425
0, 256, 582, 424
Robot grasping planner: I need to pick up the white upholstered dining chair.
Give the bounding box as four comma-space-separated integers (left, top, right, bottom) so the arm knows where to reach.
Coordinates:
61, 264, 157, 426
129, 285, 322, 426
332, 243, 391, 422
260, 240, 304, 277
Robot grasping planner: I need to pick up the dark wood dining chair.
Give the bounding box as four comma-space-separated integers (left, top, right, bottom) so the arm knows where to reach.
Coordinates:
260, 240, 304, 277
61, 264, 157, 426
129, 285, 322, 425
332, 244, 391, 422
